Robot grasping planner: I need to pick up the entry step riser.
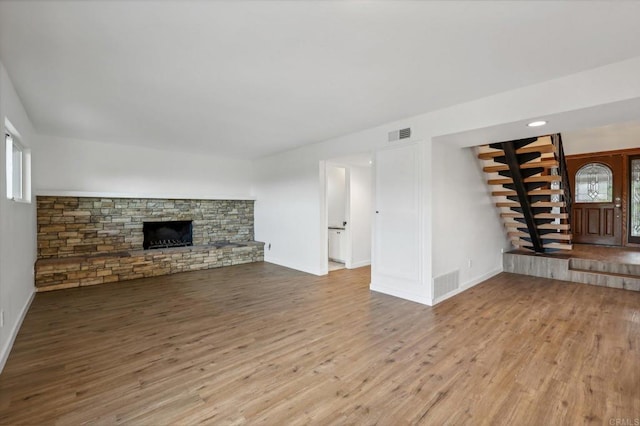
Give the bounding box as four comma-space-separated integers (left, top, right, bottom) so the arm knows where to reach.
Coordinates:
569, 258, 640, 278
503, 252, 640, 292
568, 269, 640, 291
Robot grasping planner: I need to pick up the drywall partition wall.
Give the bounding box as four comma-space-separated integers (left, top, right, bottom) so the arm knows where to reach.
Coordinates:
253, 56, 640, 303
327, 166, 346, 228
0, 61, 37, 372
253, 151, 327, 274
33, 135, 254, 200
348, 165, 372, 268
431, 143, 509, 300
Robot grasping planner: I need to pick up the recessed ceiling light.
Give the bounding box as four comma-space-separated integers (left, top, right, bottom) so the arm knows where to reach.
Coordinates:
527, 120, 547, 127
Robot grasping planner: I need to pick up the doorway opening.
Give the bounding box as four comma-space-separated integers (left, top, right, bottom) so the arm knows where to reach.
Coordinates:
322, 153, 373, 274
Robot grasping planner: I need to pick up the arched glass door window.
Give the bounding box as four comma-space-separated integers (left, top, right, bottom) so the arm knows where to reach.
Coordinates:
575, 163, 613, 203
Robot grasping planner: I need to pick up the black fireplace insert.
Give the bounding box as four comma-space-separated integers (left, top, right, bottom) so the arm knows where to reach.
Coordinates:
143, 220, 193, 250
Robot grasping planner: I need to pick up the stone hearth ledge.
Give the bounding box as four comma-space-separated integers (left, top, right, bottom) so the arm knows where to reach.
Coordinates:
35, 241, 265, 292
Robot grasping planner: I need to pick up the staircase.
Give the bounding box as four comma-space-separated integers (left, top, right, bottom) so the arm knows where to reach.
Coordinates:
478, 134, 573, 253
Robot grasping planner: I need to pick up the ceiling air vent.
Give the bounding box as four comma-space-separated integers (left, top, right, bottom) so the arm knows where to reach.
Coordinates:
388, 127, 411, 142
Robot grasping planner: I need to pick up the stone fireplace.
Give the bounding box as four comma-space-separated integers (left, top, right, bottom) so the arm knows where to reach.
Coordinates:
35, 196, 264, 291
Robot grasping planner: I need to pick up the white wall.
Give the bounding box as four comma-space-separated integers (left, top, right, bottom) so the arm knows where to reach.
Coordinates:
327, 166, 346, 228
0, 62, 37, 372
33, 135, 254, 199
254, 153, 327, 273
563, 121, 640, 155
348, 165, 372, 268
431, 143, 510, 295
254, 56, 640, 302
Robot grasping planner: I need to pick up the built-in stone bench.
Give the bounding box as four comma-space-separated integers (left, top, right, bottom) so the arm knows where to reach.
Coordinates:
35, 241, 264, 292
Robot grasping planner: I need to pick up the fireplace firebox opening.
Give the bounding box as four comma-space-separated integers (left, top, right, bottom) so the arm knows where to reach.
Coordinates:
143, 220, 193, 250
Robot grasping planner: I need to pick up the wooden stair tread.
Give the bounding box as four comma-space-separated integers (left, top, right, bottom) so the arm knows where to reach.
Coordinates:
477, 142, 556, 160
521, 159, 559, 169
537, 223, 571, 230
492, 189, 564, 197
478, 151, 503, 160
492, 190, 517, 196
501, 212, 568, 219
543, 233, 572, 241
516, 144, 556, 156
508, 232, 572, 241
505, 222, 570, 231
500, 212, 523, 218
496, 201, 565, 208
483, 164, 510, 173
483, 159, 559, 173
508, 231, 529, 237
535, 212, 569, 219
528, 189, 564, 196
532, 201, 565, 207
488, 178, 514, 185
513, 240, 572, 250
488, 175, 561, 185
525, 175, 562, 183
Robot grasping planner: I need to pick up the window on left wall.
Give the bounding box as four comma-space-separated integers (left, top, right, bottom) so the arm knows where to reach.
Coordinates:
5, 130, 30, 202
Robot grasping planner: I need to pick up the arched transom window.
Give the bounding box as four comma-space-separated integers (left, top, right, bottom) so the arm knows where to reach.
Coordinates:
575, 163, 613, 203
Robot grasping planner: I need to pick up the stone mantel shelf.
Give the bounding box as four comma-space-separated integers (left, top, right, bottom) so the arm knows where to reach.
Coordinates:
35, 190, 256, 201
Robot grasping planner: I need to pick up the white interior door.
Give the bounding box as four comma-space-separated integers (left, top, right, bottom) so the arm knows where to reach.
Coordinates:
328, 229, 342, 262
371, 143, 423, 302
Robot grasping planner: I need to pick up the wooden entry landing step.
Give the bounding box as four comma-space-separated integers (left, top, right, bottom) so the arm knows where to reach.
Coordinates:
503, 245, 640, 292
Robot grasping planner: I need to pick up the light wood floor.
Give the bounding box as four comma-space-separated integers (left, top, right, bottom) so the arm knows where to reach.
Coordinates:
1, 263, 639, 425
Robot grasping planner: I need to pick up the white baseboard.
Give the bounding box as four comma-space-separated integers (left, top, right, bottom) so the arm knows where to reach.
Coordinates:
348, 259, 371, 269
432, 267, 503, 305
263, 256, 322, 276
370, 281, 430, 306
0, 289, 35, 374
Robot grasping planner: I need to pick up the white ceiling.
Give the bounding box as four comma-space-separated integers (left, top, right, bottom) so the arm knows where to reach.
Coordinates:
2, 1, 640, 159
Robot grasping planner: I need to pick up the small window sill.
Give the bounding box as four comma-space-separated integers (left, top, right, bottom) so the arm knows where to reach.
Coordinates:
8, 197, 31, 204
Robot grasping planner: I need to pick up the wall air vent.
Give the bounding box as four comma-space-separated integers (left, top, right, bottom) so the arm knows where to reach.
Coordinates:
388, 127, 412, 142
433, 269, 459, 300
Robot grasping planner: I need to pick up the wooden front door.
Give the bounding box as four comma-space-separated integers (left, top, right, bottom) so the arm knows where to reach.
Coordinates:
568, 154, 623, 246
